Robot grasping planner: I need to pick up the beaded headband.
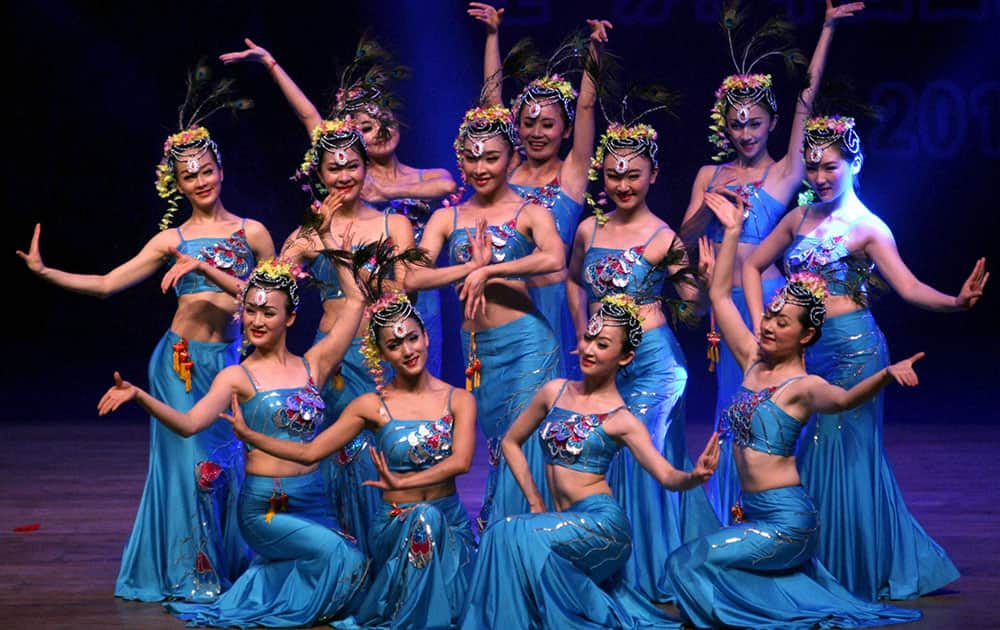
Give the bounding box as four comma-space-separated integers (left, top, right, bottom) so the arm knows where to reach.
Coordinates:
708, 74, 777, 162
453, 104, 519, 167
587, 294, 644, 349
804, 115, 861, 163
360, 292, 425, 392
512, 74, 578, 124
241, 258, 307, 312
767, 271, 827, 327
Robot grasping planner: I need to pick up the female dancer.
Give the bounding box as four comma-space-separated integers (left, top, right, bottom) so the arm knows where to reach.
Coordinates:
99, 242, 370, 627
18, 122, 273, 601
566, 121, 718, 602
462, 295, 719, 629
471, 3, 610, 379
665, 188, 921, 628
220, 36, 455, 378
165, 116, 415, 556
679, 0, 865, 525
229, 290, 477, 630
405, 104, 564, 530
743, 114, 986, 599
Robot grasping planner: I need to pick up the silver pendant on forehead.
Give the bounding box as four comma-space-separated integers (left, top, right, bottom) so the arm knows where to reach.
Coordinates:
527, 102, 542, 119
252, 288, 269, 306
365, 102, 380, 116
333, 149, 349, 166
587, 312, 605, 336
808, 145, 824, 163
392, 321, 408, 339
186, 157, 201, 173
614, 157, 630, 175
736, 103, 751, 123
471, 140, 485, 157
767, 292, 786, 314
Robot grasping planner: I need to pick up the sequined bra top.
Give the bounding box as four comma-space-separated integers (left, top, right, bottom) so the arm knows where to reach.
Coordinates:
508, 170, 584, 247
719, 375, 805, 457
239, 358, 325, 451
704, 163, 787, 245
171, 219, 255, 296
374, 389, 455, 473
582, 224, 670, 305
307, 210, 391, 301
537, 380, 624, 475
446, 202, 535, 274
783, 207, 874, 300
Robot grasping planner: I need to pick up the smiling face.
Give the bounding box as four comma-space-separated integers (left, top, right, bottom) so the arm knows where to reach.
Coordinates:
376, 316, 428, 376
724, 103, 776, 161
461, 135, 513, 196
577, 324, 635, 377
517, 101, 569, 163
242, 287, 295, 350
805, 144, 857, 202
602, 152, 657, 211
318, 144, 367, 204
758, 301, 817, 356
352, 110, 400, 161
174, 149, 223, 208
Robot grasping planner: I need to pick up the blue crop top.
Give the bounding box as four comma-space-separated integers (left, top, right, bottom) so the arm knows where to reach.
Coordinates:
582, 224, 670, 305
783, 207, 874, 301
446, 202, 535, 269
171, 219, 255, 296
307, 210, 391, 301
374, 389, 455, 472
508, 171, 584, 248
719, 376, 804, 457
239, 358, 324, 451
704, 163, 788, 245
537, 380, 624, 475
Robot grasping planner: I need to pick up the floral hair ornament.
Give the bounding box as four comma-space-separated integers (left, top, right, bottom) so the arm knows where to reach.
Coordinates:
241, 258, 307, 312
155, 59, 253, 230
707, 1, 806, 161
512, 29, 589, 124
331, 33, 409, 141
587, 294, 645, 349
453, 104, 519, 171
295, 117, 367, 207
768, 271, 828, 327
804, 114, 861, 163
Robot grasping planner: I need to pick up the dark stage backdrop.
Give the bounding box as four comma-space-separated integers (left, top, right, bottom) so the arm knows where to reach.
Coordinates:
9, 1, 998, 427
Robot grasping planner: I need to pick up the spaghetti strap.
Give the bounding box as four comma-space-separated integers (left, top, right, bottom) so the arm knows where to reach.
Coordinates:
759, 162, 775, 184
452, 206, 460, 232
705, 164, 723, 190
642, 225, 669, 247
175, 226, 186, 242
378, 394, 395, 421
383, 211, 391, 238
512, 199, 532, 222
587, 217, 601, 248
445, 387, 455, 415
301, 357, 313, 380
551, 379, 571, 406
239, 217, 247, 231
239, 365, 259, 393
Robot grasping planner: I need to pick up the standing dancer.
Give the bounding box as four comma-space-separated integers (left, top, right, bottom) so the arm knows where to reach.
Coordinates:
680, 0, 865, 525
462, 295, 718, 629
665, 188, 921, 628
743, 114, 986, 599
567, 120, 718, 602
471, 2, 611, 379
17, 70, 273, 600
406, 103, 564, 530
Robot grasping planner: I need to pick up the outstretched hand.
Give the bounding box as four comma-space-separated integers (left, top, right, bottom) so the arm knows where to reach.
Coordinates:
467, 2, 504, 34
313, 189, 349, 238
362, 448, 404, 491
886, 352, 925, 387
698, 236, 716, 287
703, 189, 745, 231
825, 1, 865, 26
690, 431, 721, 484
586, 19, 613, 44
160, 246, 202, 293
219, 37, 274, 67
97, 372, 138, 416
219, 391, 251, 440
16, 223, 46, 275
956, 257, 989, 309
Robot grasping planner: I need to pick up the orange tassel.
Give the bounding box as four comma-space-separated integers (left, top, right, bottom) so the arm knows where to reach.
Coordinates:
172, 338, 194, 392
730, 501, 745, 524
332, 369, 344, 391
706, 312, 721, 373
465, 332, 481, 391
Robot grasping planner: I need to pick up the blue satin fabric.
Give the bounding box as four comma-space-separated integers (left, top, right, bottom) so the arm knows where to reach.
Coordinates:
707, 277, 786, 524
528, 280, 581, 380
799, 309, 959, 600
460, 312, 559, 530
333, 495, 476, 629
311, 331, 385, 556
613, 324, 720, 602
171, 222, 254, 296
704, 164, 787, 245
166, 472, 369, 627
115, 330, 249, 602
508, 181, 584, 246
666, 485, 922, 629
461, 493, 680, 629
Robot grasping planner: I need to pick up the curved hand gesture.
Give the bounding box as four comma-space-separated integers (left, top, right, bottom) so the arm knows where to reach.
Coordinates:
97, 372, 138, 416
219, 391, 252, 440
697, 236, 716, 287
703, 189, 745, 231
16, 223, 46, 275
956, 257, 988, 309
886, 352, 925, 387
690, 431, 721, 484
219, 37, 274, 67
362, 448, 404, 491
314, 189, 348, 238
467, 2, 504, 34
825, 1, 866, 26
160, 246, 201, 293
586, 19, 613, 44
361, 175, 388, 205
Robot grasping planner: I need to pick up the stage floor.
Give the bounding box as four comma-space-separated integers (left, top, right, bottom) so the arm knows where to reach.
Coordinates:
1, 414, 997, 629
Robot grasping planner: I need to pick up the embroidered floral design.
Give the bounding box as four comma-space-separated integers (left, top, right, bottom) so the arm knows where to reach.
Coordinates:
583, 246, 647, 297
404, 415, 454, 466
272, 381, 324, 439
719, 386, 777, 447
199, 229, 252, 278
539, 411, 610, 465
196, 461, 224, 491
452, 219, 520, 264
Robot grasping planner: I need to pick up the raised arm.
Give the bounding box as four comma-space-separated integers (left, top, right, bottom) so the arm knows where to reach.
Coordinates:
18, 223, 171, 299
560, 20, 611, 199
367, 168, 457, 204
219, 38, 322, 136
743, 206, 802, 334
365, 389, 477, 490
468, 3, 505, 107
501, 380, 560, 512
616, 411, 719, 491
806, 351, 924, 414
704, 192, 761, 370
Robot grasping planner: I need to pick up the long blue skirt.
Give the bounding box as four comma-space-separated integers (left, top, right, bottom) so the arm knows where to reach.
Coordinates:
313, 331, 384, 556
333, 494, 476, 629
529, 280, 582, 381
166, 471, 369, 627
115, 330, 249, 602
416, 288, 443, 378
666, 485, 922, 628
707, 277, 786, 525
799, 309, 959, 600
460, 311, 560, 530
612, 324, 719, 602
461, 493, 680, 629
